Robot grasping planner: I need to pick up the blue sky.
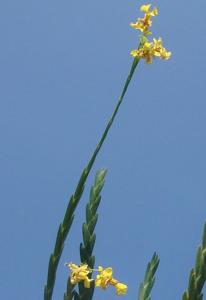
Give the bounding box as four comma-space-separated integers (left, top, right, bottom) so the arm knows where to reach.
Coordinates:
1, 1, 206, 299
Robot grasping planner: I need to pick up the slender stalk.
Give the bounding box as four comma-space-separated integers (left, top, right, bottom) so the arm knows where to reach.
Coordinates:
44, 57, 140, 300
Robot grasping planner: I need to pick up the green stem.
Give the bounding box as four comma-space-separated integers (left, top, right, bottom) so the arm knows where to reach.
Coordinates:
86, 57, 140, 173
44, 57, 140, 300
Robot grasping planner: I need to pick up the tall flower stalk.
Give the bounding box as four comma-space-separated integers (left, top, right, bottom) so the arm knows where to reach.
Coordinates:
44, 3, 171, 300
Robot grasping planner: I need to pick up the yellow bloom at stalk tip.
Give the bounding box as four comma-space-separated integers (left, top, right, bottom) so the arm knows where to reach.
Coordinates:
141, 4, 158, 17
153, 38, 171, 60
130, 3, 171, 63
131, 41, 153, 64
130, 3, 158, 35
140, 4, 151, 12
130, 38, 171, 64
95, 266, 128, 296
66, 262, 93, 288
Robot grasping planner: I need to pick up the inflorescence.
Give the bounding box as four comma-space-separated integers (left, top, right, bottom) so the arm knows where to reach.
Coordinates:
66, 262, 128, 296
130, 4, 171, 64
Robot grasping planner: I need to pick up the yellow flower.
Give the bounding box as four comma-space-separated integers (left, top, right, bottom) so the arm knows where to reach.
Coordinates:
140, 4, 151, 12
141, 4, 158, 17
130, 38, 171, 64
131, 41, 153, 64
95, 266, 113, 289
152, 38, 171, 60
95, 266, 127, 296
66, 262, 93, 288
130, 3, 158, 35
115, 282, 128, 295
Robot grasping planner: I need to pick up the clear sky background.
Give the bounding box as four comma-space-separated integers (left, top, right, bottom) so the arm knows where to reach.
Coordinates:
1, 1, 206, 299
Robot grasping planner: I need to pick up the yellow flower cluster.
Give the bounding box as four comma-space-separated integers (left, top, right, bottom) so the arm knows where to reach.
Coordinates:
66, 262, 127, 296
131, 38, 171, 64
130, 3, 171, 64
130, 4, 158, 36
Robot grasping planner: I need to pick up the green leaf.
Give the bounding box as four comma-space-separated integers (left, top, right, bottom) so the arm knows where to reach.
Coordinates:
138, 253, 159, 300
